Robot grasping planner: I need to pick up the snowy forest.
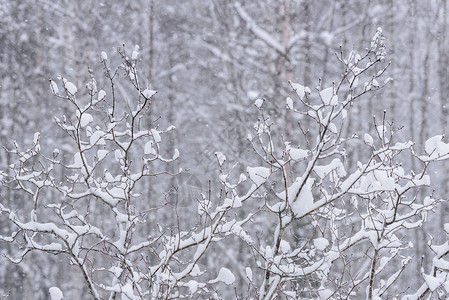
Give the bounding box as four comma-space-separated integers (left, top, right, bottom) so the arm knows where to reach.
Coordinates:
2, 0, 449, 299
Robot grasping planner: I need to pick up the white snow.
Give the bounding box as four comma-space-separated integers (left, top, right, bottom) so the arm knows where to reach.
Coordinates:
215, 152, 226, 166
239, 173, 247, 183
247, 166, 270, 186
254, 98, 264, 108
423, 196, 435, 207
305, 86, 311, 94
80, 113, 93, 127
49, 287, 63, 300
371, 27, 383, 52
290, 82, 306, 100
425, 135, 449, 159
288, 147, 308, 161
98, 90, 106, 100
72, 152, 83, 168
104, 172, 115, 183
423, 273, 444, 291
143, 89, 156, 98
425, 135, 443, 155
114, 149, 124, 162
132, 45, 140, 60
314, 238, 329, 251
245, 267, 253, 281
318, 288, 334, 299
328, 123, 338, 134
290, 178, 315, 216
97, 149, 108, 161
33, 132, 40, 145
314, 158, 346, 182
107, 123, 116, 132
214, 267, 235, 285
101, 51, 108, 61
286, 97, 293, 109
90, 131, 105, 146
64, 81, 77, 95
151, 129, 161, 143
356, 169, 396, 192
49, 80, 59, 94
120, 282, 135, 299
320, 87, 338, 105
188, 280, 198, 294
279, 240, 291, 253
144, 141, 156, 155
364, 133, 374, 146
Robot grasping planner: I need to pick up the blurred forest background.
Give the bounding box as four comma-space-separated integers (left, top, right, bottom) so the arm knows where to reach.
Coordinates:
1, 0, 448, 298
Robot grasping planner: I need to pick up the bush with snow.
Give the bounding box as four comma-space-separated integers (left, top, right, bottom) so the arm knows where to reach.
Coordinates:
1, 31, 449, 299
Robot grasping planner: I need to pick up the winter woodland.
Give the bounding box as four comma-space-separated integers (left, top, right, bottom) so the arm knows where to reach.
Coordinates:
1, 1, 449, 299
